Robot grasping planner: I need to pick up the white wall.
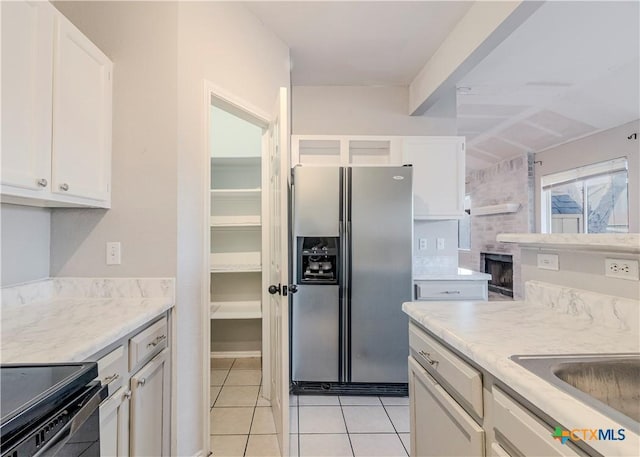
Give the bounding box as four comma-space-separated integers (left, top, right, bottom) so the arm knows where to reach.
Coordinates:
40, 2, 289, 455
1, 204, 50, 286
414, 220, 459, 275
50, 1, 178, 280
210, 106, 262, 158
292, 85, 456, 135
177, 2, 289, 455
534, 120, 640, 232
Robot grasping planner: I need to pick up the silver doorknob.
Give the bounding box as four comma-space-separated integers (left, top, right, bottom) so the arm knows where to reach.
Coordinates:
138, 378, 146, 386
59, 183, 69, 191
37, 178, 48, 187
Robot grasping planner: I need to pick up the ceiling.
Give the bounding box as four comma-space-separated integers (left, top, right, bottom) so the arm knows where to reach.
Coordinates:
458, 1, 640, 169
244, 1, 639, 171
244, 1, 473, 86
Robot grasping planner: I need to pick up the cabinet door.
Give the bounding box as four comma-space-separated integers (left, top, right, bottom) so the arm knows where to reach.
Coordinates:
0, 0, 54, 191
99, 386, 131, 457
52, 13, 112, 202
409, 357, 484, 457
130, 349, 170, 457
403, 137, 465, 219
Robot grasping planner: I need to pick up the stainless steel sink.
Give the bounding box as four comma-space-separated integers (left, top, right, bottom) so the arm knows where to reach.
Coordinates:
511, 353, 640, 433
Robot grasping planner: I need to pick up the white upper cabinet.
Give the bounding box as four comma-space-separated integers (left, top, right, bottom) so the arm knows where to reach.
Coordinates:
402, 136, 465, 219
1, 0, 55, 192
292, 135, 403, 167
52, 14, 112, 202
0, 0, 112, 208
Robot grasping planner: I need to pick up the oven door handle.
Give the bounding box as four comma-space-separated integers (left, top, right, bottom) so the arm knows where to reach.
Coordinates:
35, 383, 109, 457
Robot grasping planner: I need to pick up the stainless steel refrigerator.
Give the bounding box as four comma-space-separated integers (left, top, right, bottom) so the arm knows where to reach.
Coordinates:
291, 165, 413, 393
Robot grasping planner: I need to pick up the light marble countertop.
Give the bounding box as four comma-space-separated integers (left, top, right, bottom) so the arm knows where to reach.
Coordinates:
414, 268, 491, 281
403, 299, 640, 456
1, 277, 174, 364
497, 233, 640, 253
1, 297, 172, 363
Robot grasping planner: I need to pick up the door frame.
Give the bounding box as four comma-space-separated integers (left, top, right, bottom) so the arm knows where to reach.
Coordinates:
201, 80, 271, 454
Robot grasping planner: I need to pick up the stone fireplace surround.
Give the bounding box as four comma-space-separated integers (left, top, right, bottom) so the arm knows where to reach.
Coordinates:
459, 153, 534, 299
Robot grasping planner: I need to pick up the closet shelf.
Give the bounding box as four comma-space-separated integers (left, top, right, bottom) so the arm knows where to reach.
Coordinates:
210, 189, 261, 199
210, 215, 261, 228
210, 252, 261, 273
210, 301, 262, 319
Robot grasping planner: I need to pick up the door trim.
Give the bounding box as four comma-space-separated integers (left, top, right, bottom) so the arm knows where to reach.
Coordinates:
201, 80, 270, 456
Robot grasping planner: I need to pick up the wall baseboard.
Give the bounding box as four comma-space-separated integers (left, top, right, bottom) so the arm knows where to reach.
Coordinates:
211, 350, 261, 359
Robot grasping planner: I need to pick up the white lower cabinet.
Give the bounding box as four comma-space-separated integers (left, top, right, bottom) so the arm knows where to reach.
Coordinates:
409, 357, 484, 456
99, 386, 130, 457
130, 348, 170, 457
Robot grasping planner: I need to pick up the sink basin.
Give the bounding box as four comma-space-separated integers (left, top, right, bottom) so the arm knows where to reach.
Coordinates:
511, 354, 640, 433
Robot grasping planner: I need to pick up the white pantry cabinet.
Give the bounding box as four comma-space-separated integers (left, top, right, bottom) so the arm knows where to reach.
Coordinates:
0, 0, 112, 208
402, 136, 465, 219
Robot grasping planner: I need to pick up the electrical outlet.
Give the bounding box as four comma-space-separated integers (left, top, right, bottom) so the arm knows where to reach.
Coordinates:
605, 258, 639, 280
537, 253, 559, 271
436, 238, 445, 250
106, 242, 121, 265
419, 238, 428, 250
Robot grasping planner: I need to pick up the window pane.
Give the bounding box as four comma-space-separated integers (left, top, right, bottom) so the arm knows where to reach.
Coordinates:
586, 171, 628, 233
549, 181, 584, 233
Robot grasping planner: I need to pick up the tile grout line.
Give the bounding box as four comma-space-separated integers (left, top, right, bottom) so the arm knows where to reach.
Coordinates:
381, 401, 409, 457
338, 396, 356, 457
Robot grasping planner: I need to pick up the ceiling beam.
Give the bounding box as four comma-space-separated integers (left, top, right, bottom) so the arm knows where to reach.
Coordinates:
408, 1, 543, 116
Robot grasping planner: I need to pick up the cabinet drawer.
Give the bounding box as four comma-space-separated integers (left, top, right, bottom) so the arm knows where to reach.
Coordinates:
98, 345, 126, 393
415, 280, 486, 300
492, 387, 582, 457
409, 357, 484, 457
129, 317, 168, 370
409, 322, 483, 417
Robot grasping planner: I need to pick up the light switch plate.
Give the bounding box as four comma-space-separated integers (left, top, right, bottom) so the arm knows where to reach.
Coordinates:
106, 242, 121, 265
436, 238, 445, 250
537, 253, 559, 271
419, 238, 428, 250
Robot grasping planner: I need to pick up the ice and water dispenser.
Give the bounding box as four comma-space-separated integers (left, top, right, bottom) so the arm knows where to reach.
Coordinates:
296, 237, 339, 285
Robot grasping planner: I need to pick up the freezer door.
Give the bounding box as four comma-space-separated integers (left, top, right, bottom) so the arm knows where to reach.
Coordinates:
349, 166, 413, 383
291, 285, 340, 382
293, 166, 341, 237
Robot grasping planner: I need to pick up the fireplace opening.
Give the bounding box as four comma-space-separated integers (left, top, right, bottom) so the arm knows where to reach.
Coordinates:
482, 253, 513, 297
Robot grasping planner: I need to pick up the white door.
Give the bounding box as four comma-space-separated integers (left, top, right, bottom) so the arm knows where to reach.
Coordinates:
267, 87, 290, 456
0, 0, 54, 191
52, 13, 112, 201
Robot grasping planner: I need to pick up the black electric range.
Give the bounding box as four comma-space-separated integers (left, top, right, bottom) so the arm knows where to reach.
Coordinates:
0, 363, 107, 457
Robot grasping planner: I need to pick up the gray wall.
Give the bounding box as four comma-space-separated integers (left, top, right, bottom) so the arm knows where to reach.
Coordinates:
50, 1, 178, 279
521, 248, 640, 300
0, 204, 50, 286
414, 220, 459, 275
292, 85, 457, 135
534, 120, 640, 232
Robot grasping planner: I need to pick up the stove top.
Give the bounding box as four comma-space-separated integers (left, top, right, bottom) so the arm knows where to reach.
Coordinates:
0, 363, 98, 442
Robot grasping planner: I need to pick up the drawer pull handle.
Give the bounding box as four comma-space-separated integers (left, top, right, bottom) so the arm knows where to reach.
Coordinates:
103, 373, 119, 385
419, 350, 439, 367
147, 334, 167, 348
441, 290, 461, 294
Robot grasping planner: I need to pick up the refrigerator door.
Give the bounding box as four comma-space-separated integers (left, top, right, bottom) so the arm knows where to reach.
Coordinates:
293, 166, 341, 237
348, 166, 413, 383
291, 285, 340, 382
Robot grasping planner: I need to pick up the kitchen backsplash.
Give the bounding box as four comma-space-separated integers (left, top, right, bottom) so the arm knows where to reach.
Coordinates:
1, 277, 175, 306
525, 280, 639, 334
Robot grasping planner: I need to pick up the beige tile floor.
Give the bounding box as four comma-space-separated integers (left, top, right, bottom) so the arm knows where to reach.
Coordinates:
211, 357, 410, 457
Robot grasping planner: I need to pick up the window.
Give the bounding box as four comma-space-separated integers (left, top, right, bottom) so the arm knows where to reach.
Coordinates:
458, 195, 471, 250
541, 158, 629, 234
